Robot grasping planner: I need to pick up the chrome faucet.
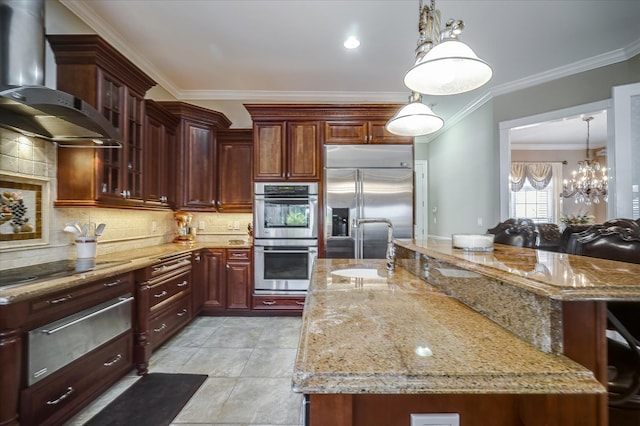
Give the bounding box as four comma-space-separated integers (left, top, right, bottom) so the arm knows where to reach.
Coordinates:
354, 218, 395, 270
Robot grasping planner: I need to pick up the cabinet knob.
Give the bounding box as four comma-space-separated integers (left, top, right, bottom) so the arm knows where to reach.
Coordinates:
225, 264, 230, 270
211, 200, 216, 205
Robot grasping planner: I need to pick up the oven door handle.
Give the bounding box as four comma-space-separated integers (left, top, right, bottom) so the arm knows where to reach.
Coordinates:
259, 249, 317, 254
255, 196, 318, 202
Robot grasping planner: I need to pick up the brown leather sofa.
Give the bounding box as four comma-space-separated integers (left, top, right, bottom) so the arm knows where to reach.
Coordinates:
486, 218, 538, 248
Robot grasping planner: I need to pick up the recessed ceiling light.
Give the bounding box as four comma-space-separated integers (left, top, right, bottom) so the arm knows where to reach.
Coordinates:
344, 36, 360, 49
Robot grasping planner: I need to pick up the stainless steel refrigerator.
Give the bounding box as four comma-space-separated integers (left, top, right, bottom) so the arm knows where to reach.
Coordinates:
324, 144, 413, 259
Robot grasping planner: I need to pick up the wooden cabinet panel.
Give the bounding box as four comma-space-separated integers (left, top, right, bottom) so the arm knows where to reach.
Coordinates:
252, 121, 320, 181
325, 120, 413, 145
252, 295, 306, 312
324, 121, 368, 144
217, 129, 253, 212
200, 248, 252, 313
226, 249, 252, 311
48, 35, 156, 208
254, 122, 285, 180
201, 249, 226, 311
157, 102, 231, 211
134, 252, 192, 374
368, 120, 413, 144
184, 123, 216, 209
144, 99, 178, 208
288, 121, 321, 180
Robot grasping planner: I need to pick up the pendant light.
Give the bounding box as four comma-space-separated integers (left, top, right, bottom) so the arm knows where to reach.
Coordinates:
386, 92, 444, 136
386, 0, 491, 136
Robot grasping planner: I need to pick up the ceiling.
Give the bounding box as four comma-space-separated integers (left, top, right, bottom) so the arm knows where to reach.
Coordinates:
56, 0, 640, 144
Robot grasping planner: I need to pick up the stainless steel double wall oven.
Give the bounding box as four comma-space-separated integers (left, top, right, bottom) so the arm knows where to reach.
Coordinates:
253, 183, 318, 294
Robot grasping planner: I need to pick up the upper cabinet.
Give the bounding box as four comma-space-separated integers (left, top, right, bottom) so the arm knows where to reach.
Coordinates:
158, 102, 231, 211
325, 120, 412, 144
217, 129, 253, 212
251, 121, 321, 182
48, 35, 157, 208
245, 104, 411, 182
144, 100, 179, 209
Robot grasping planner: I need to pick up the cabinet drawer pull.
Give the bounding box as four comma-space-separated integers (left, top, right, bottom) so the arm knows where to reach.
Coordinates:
46, 387, 74, 405
47, 294, 73, 304
296, 301, 305, 305
154, 323, 167, 333
153, 265, 167, 273
262, 300, 276, 306
103, 279, 122, 287
230, 253, 245, 258
103, 354, 123, 367
154, 290, 168, 298
177, 280, 188, 287
177, 308, 188, 317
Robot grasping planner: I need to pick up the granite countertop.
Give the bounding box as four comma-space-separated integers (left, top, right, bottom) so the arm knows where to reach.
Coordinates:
395, 239, 640, 301
292, 258, 604, 395
0, 238, 251, 305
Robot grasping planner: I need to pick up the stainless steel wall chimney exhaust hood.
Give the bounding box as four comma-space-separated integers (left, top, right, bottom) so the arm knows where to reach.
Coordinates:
0, 0, 122, 147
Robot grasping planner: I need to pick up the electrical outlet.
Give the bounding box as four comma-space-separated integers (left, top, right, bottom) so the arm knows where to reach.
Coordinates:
198, 220, 205, 230
410, 413, 459, 426
477, 217, 483, 226
151, 221, 158, 233
227, 222, 233, 230
233, 220, 240, 230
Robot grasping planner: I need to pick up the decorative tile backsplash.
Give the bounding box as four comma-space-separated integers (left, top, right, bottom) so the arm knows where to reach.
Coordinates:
0, 130, 252, 270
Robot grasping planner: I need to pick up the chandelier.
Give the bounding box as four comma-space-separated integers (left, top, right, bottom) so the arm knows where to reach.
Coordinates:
560, 116, 608, 205
386, 0, 492, 136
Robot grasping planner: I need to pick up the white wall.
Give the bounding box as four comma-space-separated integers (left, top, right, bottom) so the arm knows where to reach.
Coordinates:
424, 102, 497, 237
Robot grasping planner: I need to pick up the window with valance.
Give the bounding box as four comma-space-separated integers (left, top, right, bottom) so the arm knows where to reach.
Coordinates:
509, 162, 563, 223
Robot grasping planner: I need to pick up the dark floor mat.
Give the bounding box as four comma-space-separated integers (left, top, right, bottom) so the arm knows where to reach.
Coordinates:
84, 373, 207, 426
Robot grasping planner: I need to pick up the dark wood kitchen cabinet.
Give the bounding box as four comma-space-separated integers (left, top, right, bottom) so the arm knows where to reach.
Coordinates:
0, 272, 133, 426
48, 34, 157, 208
245, 105, 321, 182
199, 248, 252, 314
143, 100, 179, 208
134, 252, 193, 375
158, 102, 231, 211
324, 119, 412, 144
250, 121, 321, 181
216, 129, 253, 212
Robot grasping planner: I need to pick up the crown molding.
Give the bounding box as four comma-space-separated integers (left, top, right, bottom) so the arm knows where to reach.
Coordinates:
178, 90, 407, 103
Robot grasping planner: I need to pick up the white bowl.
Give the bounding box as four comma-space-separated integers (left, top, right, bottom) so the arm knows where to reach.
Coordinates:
451, 234, 494, 252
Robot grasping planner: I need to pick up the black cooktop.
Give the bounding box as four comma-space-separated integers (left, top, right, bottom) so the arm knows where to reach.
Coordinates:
0, 259, 130, 289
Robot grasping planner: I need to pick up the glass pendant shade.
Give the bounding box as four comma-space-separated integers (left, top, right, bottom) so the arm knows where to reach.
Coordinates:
386, 101, 444, 136
404, 40, 493, 95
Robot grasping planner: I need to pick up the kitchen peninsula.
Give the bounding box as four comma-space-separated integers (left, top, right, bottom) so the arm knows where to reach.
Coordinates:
293, 242, 640, 426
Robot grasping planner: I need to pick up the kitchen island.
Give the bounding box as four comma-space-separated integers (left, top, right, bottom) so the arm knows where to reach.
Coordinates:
293, 258, 606, 426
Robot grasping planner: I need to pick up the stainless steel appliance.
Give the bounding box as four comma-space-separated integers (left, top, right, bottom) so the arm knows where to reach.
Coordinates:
27, 294, 133, 385
254, 239, 318, 294
0, 0, 122, 146
254, 183, 318, 239
325, 145, 413, 259
254, 182, 319, 293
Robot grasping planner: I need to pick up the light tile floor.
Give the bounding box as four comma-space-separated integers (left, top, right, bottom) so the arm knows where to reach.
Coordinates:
66, 316, 305, 426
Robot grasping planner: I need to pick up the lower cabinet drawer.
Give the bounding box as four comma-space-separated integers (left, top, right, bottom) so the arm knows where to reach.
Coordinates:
252, 295, 306, 311
148, 294, 192, 350
20, 331, 133, 426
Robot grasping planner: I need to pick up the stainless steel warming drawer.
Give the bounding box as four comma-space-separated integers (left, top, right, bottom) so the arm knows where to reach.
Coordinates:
27, 294, 133, 386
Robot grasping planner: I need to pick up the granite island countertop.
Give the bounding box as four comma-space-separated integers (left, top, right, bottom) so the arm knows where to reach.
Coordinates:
0, 237, 251, 305
292, 259, 604, 396
395, 239, 640, 301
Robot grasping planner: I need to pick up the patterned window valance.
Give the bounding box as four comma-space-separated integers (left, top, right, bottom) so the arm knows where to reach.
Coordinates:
510, 162, 553, 191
